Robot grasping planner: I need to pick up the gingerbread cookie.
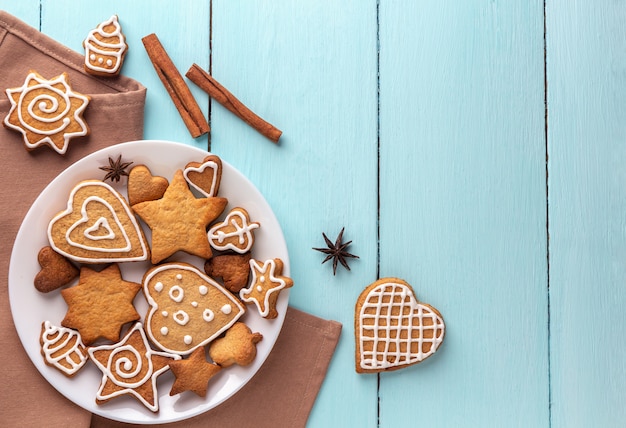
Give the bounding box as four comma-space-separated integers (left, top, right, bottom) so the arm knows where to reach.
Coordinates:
168, 347, 222, 397
143, 262, 245, 355
61, 264, 141, 345
34, 246, 79, 293
209, 322, 263, 368
83, 15, 128, 76
239, 258, 293, 319
183, 154, 222, 197
40, 321, 87, 377
4, 71, 90, 154
88, 323, 180, 412
355, 278, 445, 374
204, 252, 252, 293
127, 164, 168, 206
207, 207, 260, 254
132, 170, 227, 264
48, 180, 150, 263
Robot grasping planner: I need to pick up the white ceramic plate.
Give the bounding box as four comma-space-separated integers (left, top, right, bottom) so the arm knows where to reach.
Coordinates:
8, 140, 289, 424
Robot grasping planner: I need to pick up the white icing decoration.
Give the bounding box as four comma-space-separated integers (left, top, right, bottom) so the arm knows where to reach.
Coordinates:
161, 311, 168, 317
207, 209, 259, 254
358, 281, 445, 371
173, 310, 190, 326
4, 72, 89, 154
240, 259, 289, 318
83, 15, 127, 74
199, 285, 208, 295
160, 327, 168, 336
203, 309, 214, 322
221, 304, 232, 315
47, 181, 149, 263
256, 285, 263, 292
87, 323, 180, 412
154, 282, 163, 292
90, 53, 96, 60
191, 301, 198, 307
176, 274, 183, 280
169, 285, 184, 303
184, 335, 193, 345
41, 321, 87, 376
183, 160, 220, 197
83, 217, 115, 240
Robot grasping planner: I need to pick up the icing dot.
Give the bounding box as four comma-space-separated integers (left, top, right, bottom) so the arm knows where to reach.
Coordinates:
98, 57, 104, 64
203, 309, 214, 322
106, 59, 113, 66
154, 282, 163, 292
199, 285, 208, 295
160, 327, 168, 336
260, 275, 265, 283
89, 54, 96, 60
184, 335, 193, 345
221, 304, 232, 315
161, 311, 168, 317
257, 286, 263, 292
169, 285, 184, 302
191, 301, 198, 307
173, 310, 190, 326
176, 274, 183, 280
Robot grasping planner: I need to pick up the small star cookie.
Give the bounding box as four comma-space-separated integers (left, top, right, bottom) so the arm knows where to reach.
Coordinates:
88, 323, 180, 412
169, 347, 222, 397
60, 264, 141, 345
132, 169, 227, 264
239, 258, 293, 319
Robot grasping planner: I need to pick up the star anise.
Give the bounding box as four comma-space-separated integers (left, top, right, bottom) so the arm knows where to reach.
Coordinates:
313, 227, 359, 275
99, 155, 133, 182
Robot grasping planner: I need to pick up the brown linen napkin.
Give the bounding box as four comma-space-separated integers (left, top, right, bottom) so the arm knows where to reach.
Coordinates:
0, 11, 342, 428
0, 10, 146, 428
91, 308, 342, 428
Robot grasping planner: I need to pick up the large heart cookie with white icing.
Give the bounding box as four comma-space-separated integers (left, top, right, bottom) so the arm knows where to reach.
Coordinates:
355, 277, 445, 373
47, 180, 149, 263
143, 263, 245, 355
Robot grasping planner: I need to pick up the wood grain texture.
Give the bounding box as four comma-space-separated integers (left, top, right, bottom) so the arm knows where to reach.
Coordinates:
209, 1, 379, 426
379, 1, 549, 426
547, 1, 626, 427
40, 0, 211, 149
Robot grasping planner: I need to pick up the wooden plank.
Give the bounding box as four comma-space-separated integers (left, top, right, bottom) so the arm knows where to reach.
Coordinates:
547, 1, 626, 427
378, 1, 549, 426
0, 1, 40, 28
210, 1, 379, 426
40, 0, 211, 148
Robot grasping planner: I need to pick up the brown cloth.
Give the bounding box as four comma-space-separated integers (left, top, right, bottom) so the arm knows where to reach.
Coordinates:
0, 11, 342, 428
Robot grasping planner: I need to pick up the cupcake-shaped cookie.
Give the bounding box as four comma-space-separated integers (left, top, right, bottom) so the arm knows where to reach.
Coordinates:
83, 15, 128, 76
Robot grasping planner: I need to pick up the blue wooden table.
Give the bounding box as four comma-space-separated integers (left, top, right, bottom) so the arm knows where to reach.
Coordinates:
3, 1, 625, 427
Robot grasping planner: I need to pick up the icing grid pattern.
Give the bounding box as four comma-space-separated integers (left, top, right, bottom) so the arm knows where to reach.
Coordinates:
359, 283, 444, 370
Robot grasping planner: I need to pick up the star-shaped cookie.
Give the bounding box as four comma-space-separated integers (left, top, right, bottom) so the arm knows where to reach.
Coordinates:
169, 347, 222, 397
132, 169, 227, 264
88, 323, 180, 412
239, 258, 293, 319
60, 264, 141, 345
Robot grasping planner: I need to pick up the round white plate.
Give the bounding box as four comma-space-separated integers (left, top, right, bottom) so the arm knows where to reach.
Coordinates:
8, 140, 289, 424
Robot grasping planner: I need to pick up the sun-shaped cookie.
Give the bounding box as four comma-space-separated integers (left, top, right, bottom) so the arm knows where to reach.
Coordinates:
239, 258, 293, 319
4, 71, 90, 155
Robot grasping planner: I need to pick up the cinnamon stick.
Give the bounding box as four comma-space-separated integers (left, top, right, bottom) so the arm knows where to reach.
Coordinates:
142, 34, 209, 138
186, 63, 282, 144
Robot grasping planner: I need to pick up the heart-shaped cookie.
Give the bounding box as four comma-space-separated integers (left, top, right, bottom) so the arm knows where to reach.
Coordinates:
127, 164, 169, 206
48, 180, 150, 263
183, 154, 222, 197
34, 246, 79, 293
355, 278, 445, 373
207, 207, 260, 254
143, 262, 245, 355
